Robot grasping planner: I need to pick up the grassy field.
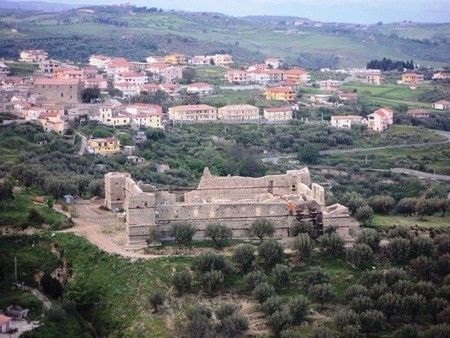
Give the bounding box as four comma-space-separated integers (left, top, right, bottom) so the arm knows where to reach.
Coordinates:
201, 88, 270, 107
372, 214, 450, 231
341, 83, 433, 109
0, 190, 69, 230
193, 65, 227, 85
323, 143, 450, 175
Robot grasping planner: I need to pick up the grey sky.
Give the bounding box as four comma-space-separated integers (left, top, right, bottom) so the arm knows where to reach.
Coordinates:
11, 0, 450, 23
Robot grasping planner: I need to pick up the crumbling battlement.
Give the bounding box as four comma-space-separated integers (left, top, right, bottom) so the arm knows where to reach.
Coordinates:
104, 168, 354, 249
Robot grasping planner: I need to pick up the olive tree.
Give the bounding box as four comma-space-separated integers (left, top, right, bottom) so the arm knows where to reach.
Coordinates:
249, 218, 275, 241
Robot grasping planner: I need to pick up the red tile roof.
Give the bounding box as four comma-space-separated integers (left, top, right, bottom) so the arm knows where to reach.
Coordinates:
0, 314, 12, 325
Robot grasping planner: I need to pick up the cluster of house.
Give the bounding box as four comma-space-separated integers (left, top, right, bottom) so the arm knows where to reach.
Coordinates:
330, 107, 394, 132
168, 104, 293, 124
0, 305, 30, 334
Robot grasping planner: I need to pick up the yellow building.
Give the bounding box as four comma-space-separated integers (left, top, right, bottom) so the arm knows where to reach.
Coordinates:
168, 104, 217, 123
217, 104, 260, 122
87, 137, 121, 155
401, 73, 423, 86
265, 87, 296, 101
163, 53, 187, 65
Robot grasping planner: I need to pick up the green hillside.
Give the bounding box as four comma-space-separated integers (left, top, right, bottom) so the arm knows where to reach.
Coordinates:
0, 6, 449, 68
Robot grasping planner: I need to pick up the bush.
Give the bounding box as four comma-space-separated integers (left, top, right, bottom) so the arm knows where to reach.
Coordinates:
268, 310, 291, 335
261, 296, 282, 315
258, 240, 284, 271
394, 324, 419, 338
416, 198, 438, 219
347, 243, 374, 270
192, 252, 234, 275
345, 284, 368, 301
368, 195, 395, 214
28, 208, 45, 226
428, 298, 448, 322
396, 198, 417, 216
388, 237, 411, 265
252, 282, 275, 303
350, 296, 373, 313
170, 223, 196, 245
201, 270, 225, 296
311, 327, 336, 338
205, 223, 232, 247
356, 228, 380, 252
0, 180, 13, 200
358, 310, 385, 336
409, 256, 435, 280
216, 312, 248, 338
149, 291, 165, 312
308, 283, 336, 309
355, 206, 374, 226
402, 293, 426, 320
185, 305, 214, 338
172, 269, 192, 295
273, 264, 291, 289
334, 308, 358, 329
306, 267, 330, 286
340, 325, 360, 338
288, 296, 309, 325
291, 220, 315, 237
250, 219, 275, 241
243, 271, 267, 291
233, 244, 255, 273
318, 233, 345, 257
342, 191, 366, 215
420, 324, 450, 338
384, 268, 408, 287
435, 234, 450, 255
411, 236, 435, 258
377, 292, 402, 321
293, 233, 314, 260
45, 305, 66, 322
216, 303, 239, 320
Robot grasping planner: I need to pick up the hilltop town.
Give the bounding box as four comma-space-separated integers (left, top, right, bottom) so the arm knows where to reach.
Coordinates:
0, 4, 450, 338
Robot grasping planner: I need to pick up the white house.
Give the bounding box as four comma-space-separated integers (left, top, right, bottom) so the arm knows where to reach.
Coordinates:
432, 100, 450, 110
186, 82, 214, 96
330, 115, 364, 129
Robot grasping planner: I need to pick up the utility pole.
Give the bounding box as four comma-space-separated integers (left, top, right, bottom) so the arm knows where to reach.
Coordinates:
14, 256, 17, 282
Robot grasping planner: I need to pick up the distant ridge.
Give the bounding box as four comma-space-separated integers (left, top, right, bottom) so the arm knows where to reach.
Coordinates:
0, 0, 79, 12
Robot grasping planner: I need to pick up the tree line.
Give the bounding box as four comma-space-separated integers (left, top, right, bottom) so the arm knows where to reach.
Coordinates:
367, 58, 415, 71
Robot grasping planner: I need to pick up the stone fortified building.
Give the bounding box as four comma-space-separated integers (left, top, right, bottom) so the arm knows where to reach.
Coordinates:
104, 168, 357, 249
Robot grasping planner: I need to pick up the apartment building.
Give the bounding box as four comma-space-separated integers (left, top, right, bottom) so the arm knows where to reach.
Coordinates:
217, 104, 260, 122
168, 104, 217, 123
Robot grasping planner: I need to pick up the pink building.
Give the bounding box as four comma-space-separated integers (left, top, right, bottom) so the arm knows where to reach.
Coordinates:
0, 314, 12, 334
367, 107, 394, 132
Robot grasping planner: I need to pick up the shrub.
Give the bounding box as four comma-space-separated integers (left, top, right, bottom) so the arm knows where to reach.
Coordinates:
388, 226, 412, 239
306, 267, 330, 286
243, 271, 267, 291
233, 244, 255, 273
413, 281, 436, 300
420, 324, 450, 338
402, 293, 426, 320
252, 282, 275, 303
149, 291, 165, 312
340, 325, 360, 338
345, 284, 368, 301
293, 233, 314, 260
384, 268, 408, 287
396, 198, 417, 216
318, 233, 345, 257
288, 296, 309, 325
170, 223, 196, 245
311, 327, 336, 338
291, 220, 315, 237
28, 208, 45, 225
216, 303, 239, 320
356, 228, 380, 252
436, 253, 450, 277
308, 283, 336, 309
45, 305, 66, 322
172, 269, 192, 295
334, 308, 358, 329
347, 243, 374, 270
249, 218, 275, 241
368, 195, 395, 214
40, 273, 63, 299
388, 237, 411, 265
428, 298, 448, 322
273, 264, 291, 289
191, 252, 234, 275
216, 312, 248, 338
261, 296, 282, 315
350, 296, 373, 313
377, 292, 402, 321
410, 236, 435, 258
341, 191, 366, 215
416, 198, 438, 219
258, 240, 284, 271
358, 310, 385, 336
268, 310, 291, 335
435, 234, 450, 255
205, 223, 232, 247
201, 270, 225, 296
354, 206, 374, 226
393, 324, 419, 338
360, 270, 385, 287
409, 256, 435, 281
185, 305, 214, 338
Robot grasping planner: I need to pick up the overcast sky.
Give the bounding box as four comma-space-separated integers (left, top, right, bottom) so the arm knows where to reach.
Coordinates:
15, 0, 450, 23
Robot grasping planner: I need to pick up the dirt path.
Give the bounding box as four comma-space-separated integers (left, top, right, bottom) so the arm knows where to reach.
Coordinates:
60, 199, 173, 260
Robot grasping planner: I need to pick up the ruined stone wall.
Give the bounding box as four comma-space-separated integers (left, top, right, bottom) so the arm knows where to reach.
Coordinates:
104, 172, 130, 210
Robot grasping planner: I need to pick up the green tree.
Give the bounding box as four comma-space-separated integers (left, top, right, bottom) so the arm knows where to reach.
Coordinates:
358, 310, 385, 336
388, 237, 411, 265
355, 206, 374, 226
201, 270, 225, 296
252, 282, 275, 303
416, 198, 437, 220
288, 296, 309, 325
347, 244, 374, 270
342, 192, 366, 215
250, 219, 275, 241
318, 233, 345, 257
40, 273, 63, 299
262, 296, 282, 315
306, 267, 330, 286
233, 244, 255, 273
396, 198, 417, 216
205, 223, 232, 247
243, 271, 267, 291
368, 195, 395, 214
273, 264, 291, 289
258, 240, 284, 271
334, 308, 358, 329
172, 269, 192, 295
377, 292, 402, 321
81, 87, 101, 103
345, 284, 368, 302
308, 283, 336, 310
293, 233, 314, 260
350, 295, 373, 313
402, 293, 426, 320
170, 223, 196, 245
268, 310, 291, 336
356, 228, 380, 252
297, 144, 320, 164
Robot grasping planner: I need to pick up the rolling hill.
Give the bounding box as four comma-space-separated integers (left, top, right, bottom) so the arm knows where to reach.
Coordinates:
0, 4, 449, 68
